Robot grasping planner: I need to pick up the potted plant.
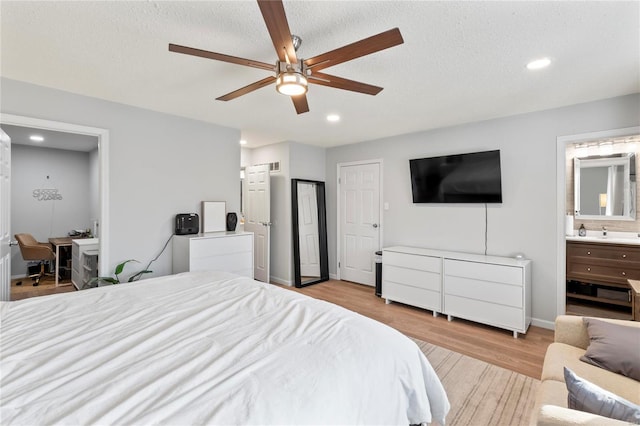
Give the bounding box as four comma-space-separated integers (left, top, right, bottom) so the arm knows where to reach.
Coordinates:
83, 259, 152, 289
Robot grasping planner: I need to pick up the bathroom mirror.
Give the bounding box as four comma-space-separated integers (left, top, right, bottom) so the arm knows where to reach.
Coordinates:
574, 153, 636, 220
291, 179, 329, 288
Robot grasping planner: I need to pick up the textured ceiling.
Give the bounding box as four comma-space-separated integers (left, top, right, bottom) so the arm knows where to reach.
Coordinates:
1, 1, 638, 148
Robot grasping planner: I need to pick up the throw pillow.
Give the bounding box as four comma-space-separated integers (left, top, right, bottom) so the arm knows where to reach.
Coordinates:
564, 367, 640, 423
580, 317, 640, 381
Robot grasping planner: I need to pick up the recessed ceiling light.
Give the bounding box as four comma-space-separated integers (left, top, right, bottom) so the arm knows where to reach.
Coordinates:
526, 58, 551, 70
239, 139, 247, 145
326, 114, 340, 122
29, 135, 44, 142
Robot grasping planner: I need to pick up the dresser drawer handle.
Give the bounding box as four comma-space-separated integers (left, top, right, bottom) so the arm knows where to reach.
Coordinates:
587, 267, 591, 272
622, 272, 626, 276
587, 251, 591, 255
622, 254, 627, 258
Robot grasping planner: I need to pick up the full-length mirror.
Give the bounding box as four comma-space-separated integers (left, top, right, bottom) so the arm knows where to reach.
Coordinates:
574, 152, 636, 220
291, 179, 329, 287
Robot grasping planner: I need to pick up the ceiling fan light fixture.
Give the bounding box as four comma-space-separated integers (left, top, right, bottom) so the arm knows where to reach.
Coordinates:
276, 71, 308, 96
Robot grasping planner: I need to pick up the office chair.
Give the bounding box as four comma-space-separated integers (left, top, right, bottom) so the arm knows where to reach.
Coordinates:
15, 233, 56, 286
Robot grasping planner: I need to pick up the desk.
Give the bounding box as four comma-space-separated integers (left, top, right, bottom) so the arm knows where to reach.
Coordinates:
49, 237, 73, 287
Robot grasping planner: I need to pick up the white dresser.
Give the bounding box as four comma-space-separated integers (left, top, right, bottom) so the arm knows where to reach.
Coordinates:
71, 238, 99, 290
382, 246, 531, 337
382, 247, 442, 315
172, 232, 254, 278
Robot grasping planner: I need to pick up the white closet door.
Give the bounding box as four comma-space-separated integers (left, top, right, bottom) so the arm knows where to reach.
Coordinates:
339, 162, 380, 286
244, 164, 271, 282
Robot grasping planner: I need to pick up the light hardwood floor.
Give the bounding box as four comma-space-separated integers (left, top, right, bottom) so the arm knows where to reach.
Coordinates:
282, 279, 554, 379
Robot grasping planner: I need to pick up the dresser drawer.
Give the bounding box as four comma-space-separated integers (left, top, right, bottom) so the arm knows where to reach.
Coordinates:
384, 251, 441, 273
567, 242, 640, 263
567, 261, 640, 285
383, 264, 441, 292
445, 294, 524, 332
445, 275, 522, 308
190, 252, 252, 273
383, 283, 441, 312
444, 259, 523, 286
190, 234, 252, 258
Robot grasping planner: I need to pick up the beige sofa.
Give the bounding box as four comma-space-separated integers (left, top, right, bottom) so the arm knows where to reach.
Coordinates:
532, 315, 640, 426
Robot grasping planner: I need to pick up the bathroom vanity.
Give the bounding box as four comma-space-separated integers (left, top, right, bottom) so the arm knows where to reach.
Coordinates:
566, 236, 640, 313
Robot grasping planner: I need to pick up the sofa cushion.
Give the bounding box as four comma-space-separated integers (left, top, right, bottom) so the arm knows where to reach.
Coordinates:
541, 342, 640, 403
564, 367, 640, 423
534, 379, 570, 409
537, 405, 632, 426
580, 317, 640, 381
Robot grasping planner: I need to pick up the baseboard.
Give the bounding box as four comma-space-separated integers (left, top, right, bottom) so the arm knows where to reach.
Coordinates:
531, 317, 555, 330
329, 273, 338, 280
270, 276, 292, 286
11, 274, 27, 280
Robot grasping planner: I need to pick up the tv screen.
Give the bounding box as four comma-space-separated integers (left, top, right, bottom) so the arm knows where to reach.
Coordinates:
410, 150, 502, 203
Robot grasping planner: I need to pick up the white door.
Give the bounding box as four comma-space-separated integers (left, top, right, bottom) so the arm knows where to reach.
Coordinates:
0, 128, 12, 300
297, 182, 320, 278
339, 162, 381, 286
245, 164, 271, 282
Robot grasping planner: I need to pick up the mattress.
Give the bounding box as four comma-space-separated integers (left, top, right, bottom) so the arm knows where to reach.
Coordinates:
1, 271, 449, 425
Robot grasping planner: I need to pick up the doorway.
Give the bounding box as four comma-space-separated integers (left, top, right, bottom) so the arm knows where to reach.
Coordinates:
0, 114, 110, 297
337, 160, 382, 286
555, 126, 639, 319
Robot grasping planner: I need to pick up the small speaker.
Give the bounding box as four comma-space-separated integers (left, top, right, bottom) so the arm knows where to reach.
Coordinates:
226, 212, 238, 231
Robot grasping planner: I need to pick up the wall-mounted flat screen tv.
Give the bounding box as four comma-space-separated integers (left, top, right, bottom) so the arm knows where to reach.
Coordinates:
410, 150, 502, 203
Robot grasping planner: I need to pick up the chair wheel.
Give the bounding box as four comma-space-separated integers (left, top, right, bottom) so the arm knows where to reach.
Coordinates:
33, 282, 39, 287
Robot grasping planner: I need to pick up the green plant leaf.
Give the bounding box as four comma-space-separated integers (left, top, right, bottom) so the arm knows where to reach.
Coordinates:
127, 270, 153, 282
114, 259, 138, 275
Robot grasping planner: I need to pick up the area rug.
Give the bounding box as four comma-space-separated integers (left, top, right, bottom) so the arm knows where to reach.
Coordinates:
412, 337, 539, 426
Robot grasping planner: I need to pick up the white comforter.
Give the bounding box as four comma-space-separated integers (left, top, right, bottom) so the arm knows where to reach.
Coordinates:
1, 271, 449, 425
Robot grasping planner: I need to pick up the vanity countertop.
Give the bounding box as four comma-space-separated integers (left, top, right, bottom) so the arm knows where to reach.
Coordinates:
566, 232, 640, 246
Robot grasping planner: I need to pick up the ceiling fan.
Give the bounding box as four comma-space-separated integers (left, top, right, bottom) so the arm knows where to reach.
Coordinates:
168, 0, 404, 115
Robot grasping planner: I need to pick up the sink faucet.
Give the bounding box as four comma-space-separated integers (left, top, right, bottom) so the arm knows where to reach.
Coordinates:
602, 226, 607, 237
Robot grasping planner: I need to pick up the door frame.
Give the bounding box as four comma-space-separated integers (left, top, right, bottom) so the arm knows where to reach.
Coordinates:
555, 125, 639, 318
336, 159, 383, 281
0, 113, 110, 274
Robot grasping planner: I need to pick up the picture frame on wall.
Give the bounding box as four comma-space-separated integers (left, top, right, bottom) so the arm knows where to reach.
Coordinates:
202, 201, 226, 233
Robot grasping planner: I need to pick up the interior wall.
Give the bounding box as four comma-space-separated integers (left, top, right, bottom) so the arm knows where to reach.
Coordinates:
10, 144, 92, 276
1, 78, 241, 278
565, 141, 639, 232
289, 142, 327, 283
325, 93, 640, 326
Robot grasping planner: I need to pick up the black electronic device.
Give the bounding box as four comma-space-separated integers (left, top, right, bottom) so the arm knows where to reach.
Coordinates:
175, 213, 199, 235
409, 150, 502, 203
226, 212, 238, 232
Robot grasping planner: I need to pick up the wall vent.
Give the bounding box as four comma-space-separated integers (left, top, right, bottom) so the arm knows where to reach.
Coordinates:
268, 161, 280, 173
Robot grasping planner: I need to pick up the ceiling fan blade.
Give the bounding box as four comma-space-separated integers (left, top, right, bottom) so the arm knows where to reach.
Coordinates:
216, 76, 277, 101
169, 43, 274, 72
257, 0, 297, 64
304, 28, 404, 72
308, 72, 383, 96
291, 95, 309, 114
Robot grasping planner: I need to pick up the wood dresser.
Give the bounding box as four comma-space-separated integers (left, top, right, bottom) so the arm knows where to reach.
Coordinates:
566, 240, 640, 312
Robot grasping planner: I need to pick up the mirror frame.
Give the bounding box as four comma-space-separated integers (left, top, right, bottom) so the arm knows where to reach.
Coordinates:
574, 152, 636, 221
291, 178, 329, 288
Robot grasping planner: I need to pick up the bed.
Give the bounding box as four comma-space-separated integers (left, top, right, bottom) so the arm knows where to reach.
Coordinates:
1, 271, 449, 425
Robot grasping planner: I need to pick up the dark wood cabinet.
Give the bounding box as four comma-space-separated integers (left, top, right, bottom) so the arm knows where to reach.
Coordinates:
566, 241, 640, 309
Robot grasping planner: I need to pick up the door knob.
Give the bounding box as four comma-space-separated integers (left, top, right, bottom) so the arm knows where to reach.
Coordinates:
372, 223, 378, 228
9, 240, 18, 247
